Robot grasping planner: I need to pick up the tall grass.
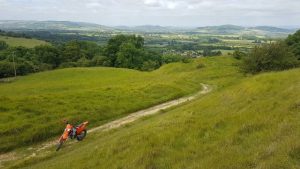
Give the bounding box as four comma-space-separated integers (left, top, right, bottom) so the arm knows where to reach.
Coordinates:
0, 56, 240, 152
16, 67, 300, 169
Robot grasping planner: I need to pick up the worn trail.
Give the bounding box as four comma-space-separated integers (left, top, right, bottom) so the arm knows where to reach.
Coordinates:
90, 83, 211, 132
0, 84, 212, 168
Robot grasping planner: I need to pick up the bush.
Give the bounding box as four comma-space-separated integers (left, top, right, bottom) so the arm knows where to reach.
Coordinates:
196, 63, 205, 69
59, 62, 78, 68
162, 54, 184, 64
232, 50, 247, 60
203, 49, 222, 57
38, 63, 53, 71
0, 41, 8, 51
77, 57, 91, 67
141, 60, 160, 71
0, 61, 15, 78
91, 55, 110, 66
16, 61, 35, 75
241, 42, 299, 74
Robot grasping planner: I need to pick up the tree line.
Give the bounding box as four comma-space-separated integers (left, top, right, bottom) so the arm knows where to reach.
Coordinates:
0, 34, 189, 78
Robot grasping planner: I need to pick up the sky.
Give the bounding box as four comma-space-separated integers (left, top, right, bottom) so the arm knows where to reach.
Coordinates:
0, 0, 300, 27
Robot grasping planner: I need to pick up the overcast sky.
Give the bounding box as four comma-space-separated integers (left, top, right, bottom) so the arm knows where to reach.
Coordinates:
0, 0, 299, 27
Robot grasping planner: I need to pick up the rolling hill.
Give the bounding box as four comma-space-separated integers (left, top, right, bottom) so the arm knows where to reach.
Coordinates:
0, 35, 48, 48
9, 65, 300, 169
0, 20, 296, 37
0, 56, 240, 153
0, 20, 114, 32
196, 24, 295, 37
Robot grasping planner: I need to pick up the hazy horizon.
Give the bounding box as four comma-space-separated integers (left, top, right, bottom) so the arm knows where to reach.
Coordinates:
0, 0, 300, 27
1, 20, 299, 30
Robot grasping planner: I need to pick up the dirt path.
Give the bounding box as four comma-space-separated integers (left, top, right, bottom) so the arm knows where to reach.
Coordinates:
0, 83, 212, 168
90, 83, 212, 132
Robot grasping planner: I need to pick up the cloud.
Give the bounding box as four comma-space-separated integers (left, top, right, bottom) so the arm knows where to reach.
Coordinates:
143, 0, 182, 9
0, 0, 299, 26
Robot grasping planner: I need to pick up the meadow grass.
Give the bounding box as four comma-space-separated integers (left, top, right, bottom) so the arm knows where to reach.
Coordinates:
0, 36, 48, 48
0, 56, 240, 152
15, 67, 300, 169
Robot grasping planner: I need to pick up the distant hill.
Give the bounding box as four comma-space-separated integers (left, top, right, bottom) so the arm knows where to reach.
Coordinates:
0, 20, 297, 37
0, 20, 114, 31
196, 24, 296, 37
251, 26, 292, 33
115, 25, 190, 32
196, 24, 245, 34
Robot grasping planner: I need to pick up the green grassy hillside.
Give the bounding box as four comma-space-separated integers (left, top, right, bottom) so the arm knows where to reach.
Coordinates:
13, 67, 300, 169
0, 56, 240, 152
0, 35, 48, 48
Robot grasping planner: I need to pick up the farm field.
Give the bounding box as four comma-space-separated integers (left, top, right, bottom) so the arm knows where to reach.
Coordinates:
0, 36, 48, 48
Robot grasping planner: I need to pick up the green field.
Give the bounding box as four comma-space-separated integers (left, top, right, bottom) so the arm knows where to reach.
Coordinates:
9, 66, 300, 169
0, 36, 48, 48
0, 56, 240, 152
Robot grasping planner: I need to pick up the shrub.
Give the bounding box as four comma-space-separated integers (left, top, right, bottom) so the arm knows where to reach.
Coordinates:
0, 41, 8, 51
241, 42, 299, 74
59, 62, 78, 68
196, 63, 205, 69
232, 50, 247, 60
0, 61, 15, 78
16, 61, 35, 75
162, 54, 184, 64
38, 63, 53, 71
77, 57, 91, 67
141, 60, 160, 71
91, 55, 110, 66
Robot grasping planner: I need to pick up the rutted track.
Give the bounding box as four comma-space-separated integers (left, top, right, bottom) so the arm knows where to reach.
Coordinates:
0, 83, 212, 168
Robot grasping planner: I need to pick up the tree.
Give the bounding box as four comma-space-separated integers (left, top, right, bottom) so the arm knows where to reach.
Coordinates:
115, 43, 144, 69
0, 41, 8, 51
104, 35, 144, 66
241, 41, 299, 74
60, 40, 102, 64
16, 61, 35, 75
0, 61, 14, 78
286, 30, 300, 60
91, 55, 111, 67
62, 40, 86, 62
35, 45, 61, 68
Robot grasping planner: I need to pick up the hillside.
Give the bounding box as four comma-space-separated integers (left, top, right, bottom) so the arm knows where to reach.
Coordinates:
196, 24, 295, 37
9, 66, 300, 169
115, 25, 190, 33
0, 56, 240, 153
0, 20, 113, 32
0, 21, 296, 37
0, 35, 48, 48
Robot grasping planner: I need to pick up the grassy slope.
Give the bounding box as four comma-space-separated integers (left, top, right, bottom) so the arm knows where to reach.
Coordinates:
0, 56, 239, 152
15, 67, 300, 169
0, 35, 48, 48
